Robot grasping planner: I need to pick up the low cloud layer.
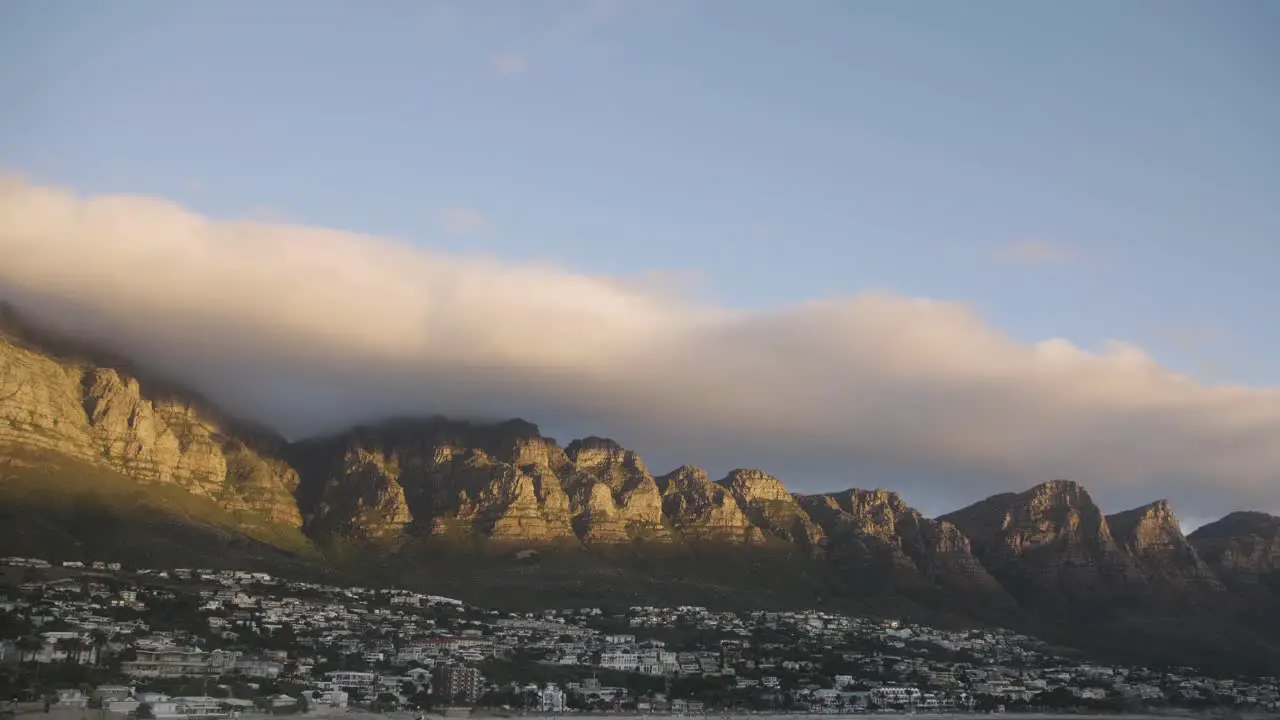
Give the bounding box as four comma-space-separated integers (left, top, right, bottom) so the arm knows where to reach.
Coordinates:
1, 178, 1277, 521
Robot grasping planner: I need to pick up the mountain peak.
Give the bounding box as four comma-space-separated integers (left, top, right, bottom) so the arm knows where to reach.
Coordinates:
1107, 499, 1184, 552
565, 436, 625, 456
496, 417, 543, 438
1025, 478, 1092, 504
719, 468, 791, 503
1189, 511, 1280, 541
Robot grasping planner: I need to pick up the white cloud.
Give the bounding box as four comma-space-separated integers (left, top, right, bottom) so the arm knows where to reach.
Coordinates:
994, 239, 1075, 265
1, 177, 1277, 521
488, 52, 530, 78
441, 207, 489, 233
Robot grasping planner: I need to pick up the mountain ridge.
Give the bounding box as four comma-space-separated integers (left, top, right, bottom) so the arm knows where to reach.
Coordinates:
2, 309, 1280, 671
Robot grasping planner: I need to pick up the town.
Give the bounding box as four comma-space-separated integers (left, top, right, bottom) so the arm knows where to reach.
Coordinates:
1, 555, 1276, 718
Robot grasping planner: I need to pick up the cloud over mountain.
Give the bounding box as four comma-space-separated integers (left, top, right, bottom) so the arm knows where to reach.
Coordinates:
1, 177, 1277, 519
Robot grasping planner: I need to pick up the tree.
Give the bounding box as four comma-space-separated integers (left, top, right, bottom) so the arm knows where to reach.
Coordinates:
136, 702, 155, 719
16, 636, 44, 663
372, 693, 399, 712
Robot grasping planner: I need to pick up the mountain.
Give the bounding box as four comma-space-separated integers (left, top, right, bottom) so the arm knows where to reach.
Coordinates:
0, 309, 310, 557
2, 310, 1280, 671
940, 480, 1141, 614
1189, 511, 1280, 596
1107, 499, 1224, 593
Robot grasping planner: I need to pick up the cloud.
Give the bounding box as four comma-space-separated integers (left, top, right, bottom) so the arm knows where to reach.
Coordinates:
994, 240, 1075, 265
440, 207, 489, 233
488, 52, 530, 78
1, 177, 1278, 522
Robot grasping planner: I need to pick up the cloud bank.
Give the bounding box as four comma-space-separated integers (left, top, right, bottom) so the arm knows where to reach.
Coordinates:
1, 178, 1277, 520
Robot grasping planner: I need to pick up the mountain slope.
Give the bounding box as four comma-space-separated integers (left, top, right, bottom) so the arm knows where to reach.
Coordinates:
940, 480, 1140, 615
1106, 500, 1225, 594
0, 446, 318, 571
0, 318, 306, 530
1189, 511, 1280, 598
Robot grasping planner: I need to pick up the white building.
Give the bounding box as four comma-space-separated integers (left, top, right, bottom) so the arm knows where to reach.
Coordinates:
326, 670, 378, 691
871, 686, 922, 707
538, 684, 566, 712
55, 690, 88, 708
599, 651, 639, 672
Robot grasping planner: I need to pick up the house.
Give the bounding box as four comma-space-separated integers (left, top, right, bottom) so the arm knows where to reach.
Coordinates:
121, 646, 210, 678
94, 685, 132, 702
538, 684, 566, 712
170, 696, 227, 718
235, 658, 283, 678
55, 689, 88, 708
326, 670, 377, 691
316, 690, 348, 708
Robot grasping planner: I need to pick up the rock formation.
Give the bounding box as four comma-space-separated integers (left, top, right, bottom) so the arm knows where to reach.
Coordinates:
0, 321, 302, 531
798, 489, 1005, 595
1189, 511, 1280, 591
657, 466, 764, 544
940, 480, 1138, 610
1107, 500, 1223, 592
720, 469, 824, 551
564, 437, 669, 543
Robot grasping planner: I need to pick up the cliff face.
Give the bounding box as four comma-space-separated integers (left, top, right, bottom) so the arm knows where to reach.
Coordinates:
293, 418, 577, 543
797, 489, 1006, 595
1188, 512, 1280, 592
0, 330, 302, 531
720, 469, 824, 551
564, 437, 669, 543
1107, 500, 1223, 592
657, 466, 764, 544
940, 480, 1139, 610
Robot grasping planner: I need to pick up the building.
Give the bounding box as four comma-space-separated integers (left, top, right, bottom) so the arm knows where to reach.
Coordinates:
325, 671, 377, 692
121, 646, 210, 678
538, 684, 566, 712
94, 686, 132, 702
871, 686, 922, 707
235, 658, 283, 678
433, 664, 483, 705
55, 690, 88, 708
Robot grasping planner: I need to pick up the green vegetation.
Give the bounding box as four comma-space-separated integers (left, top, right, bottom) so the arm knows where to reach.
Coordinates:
0, 446, 320, 570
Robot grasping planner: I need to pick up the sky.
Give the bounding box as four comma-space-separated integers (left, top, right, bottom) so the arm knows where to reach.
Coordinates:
1, 1, 1278, 526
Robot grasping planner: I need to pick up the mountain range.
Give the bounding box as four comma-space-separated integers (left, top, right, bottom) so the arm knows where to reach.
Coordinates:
1, 307, 1279, 673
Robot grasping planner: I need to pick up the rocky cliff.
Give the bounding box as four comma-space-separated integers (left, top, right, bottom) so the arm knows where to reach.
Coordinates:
0, 320, 303, 532
1188, 512, 1280, 592
291, 418, 577, 543
656, 465, 764, 544
564, 437, 669, 543
1107, 500, 1224, 592
720, 469, 824, 551
798, 489, 1008, 601
940, 480, 1139, 611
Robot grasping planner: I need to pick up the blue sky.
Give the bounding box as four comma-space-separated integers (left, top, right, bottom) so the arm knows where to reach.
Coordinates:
2, 1, 1280, 519
3, 1, 1278, 385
